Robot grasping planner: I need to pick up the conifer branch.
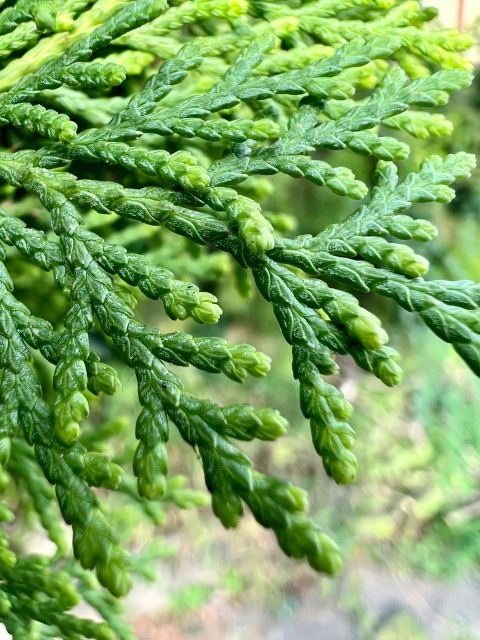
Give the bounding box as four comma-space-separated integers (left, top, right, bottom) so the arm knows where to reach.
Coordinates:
0, 0, 477, 636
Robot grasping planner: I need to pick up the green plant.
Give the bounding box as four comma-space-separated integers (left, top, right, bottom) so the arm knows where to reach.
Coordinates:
0, 0, 478, 637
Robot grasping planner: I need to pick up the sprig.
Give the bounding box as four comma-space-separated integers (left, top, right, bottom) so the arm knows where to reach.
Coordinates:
0, 0, 477, 637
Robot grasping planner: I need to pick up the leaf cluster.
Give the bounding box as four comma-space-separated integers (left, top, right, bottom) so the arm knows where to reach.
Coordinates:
0, 0, 477, 637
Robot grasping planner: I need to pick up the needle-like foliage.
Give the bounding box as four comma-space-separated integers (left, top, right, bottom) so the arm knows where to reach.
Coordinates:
0, 0, 477, 637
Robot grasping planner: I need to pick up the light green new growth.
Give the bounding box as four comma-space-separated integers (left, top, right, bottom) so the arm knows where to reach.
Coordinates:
0, 0, 477, 638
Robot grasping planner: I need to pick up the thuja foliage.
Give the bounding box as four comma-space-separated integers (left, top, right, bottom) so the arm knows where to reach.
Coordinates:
0, 0, 478, 637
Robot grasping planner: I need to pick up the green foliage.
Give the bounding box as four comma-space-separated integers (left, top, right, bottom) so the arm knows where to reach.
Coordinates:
373, 611, 429, 640
0, 0, 478, 637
